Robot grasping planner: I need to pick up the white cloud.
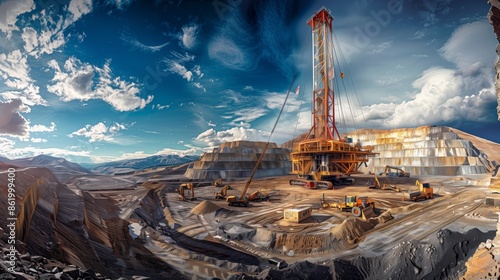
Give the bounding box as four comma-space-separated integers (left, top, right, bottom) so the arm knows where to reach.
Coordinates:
47, 57, 95, 101
0, 99, 29, 137
164, 52, 206, 91
208, 37, 250, 70
231, 107, 268, 124
68, 122, 127, 143
95, 60, 154, 111
412, 54, 429, 58
368, 41, 392, 55
181, 23, 199, 49
121, 34, 169, 52
374, 77, 403, 87
192, 65, 203, 77
440, 20, 495, 70
0, 137, 15, 151
264, 92, 301, 113
350, 20, 497, 129
67, 0, 93, 24
18, 1, 93, 58
30, 137, 47, 143
106, 0, 134, 10
195, 127, 270, 147
47, 57, 153, 111
207, 121, 216, 127
152, 103, 170, 110
0, 50, 47, 107
0, 0, 35, 38
0, 50, 31, 82
29, 122, 56, 132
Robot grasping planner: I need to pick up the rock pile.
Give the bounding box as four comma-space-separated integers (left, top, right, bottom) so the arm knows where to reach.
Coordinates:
0, 228, 131, 280
461, 213, 500, 279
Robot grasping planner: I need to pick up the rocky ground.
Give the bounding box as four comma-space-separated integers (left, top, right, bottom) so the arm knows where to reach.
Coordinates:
1, 163, 499, 280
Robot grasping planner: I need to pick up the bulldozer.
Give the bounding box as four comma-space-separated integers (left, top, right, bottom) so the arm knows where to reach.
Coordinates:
177, 183, 195, 201
337, 195, 375, 217
368, 176, 400, 192
405, 180, 433, 201
214, 185, 230, 199
383, 165, 410, 177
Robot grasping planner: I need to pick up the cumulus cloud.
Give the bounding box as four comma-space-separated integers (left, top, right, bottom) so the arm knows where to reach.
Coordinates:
0, 0, 35, 38
18, 0, 92, 58
0, 99, 29, 137
331, 20, 497, 131
68, 122, 127, 143
47, 57, 153, 111
95, 60, 154, 111
67, 0, 93, 23
47, 57, 95, 101
29, 122, 56, 132
0, 49, 46, 106
181, 23, 199, 49
0, 50, 31, 82
195, 127, 269, 147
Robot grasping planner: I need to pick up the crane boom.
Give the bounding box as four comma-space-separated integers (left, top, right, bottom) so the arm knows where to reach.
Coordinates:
239, 142, 270, 199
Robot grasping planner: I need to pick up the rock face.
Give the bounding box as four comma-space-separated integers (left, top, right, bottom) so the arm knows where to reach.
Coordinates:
348, 126, 497, 176
489, 0, 500, 120
461, 213, 500, 279
184, 141, 291, 180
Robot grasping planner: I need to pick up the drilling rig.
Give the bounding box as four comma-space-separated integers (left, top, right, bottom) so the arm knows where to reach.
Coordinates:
290, 7, 375, 189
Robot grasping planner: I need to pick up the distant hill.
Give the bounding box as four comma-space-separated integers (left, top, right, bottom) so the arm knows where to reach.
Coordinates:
91, 154, 199, 175
1, 155, 92, 183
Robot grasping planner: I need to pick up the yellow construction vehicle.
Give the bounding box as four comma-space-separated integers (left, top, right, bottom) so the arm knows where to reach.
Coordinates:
405, 180, 433, 201
368, 176, 400, 192
213, 178, 223, 187
383, 166, 410, 177
337, 195, 375, 217
214, 185, 230, 199
248, 190, 270, 201
177, 183, 195, 201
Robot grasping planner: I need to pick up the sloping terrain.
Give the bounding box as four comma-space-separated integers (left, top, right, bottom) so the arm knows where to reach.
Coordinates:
0, 155, 93, 183
91, 154, 198, 175
0, 165, 185, 279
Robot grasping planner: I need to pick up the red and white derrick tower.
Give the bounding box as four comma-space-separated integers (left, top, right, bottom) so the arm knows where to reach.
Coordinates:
290, 7, 374, 177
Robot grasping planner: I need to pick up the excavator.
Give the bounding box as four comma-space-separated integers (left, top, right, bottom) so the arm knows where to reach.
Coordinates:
226, 141, 272, 207
213, 178, 223, 187
383, 166, 410, 177
368, 176, 400, 192
177, 183, 195, 201
247, 190, 270, 201
214, 185, 230, 199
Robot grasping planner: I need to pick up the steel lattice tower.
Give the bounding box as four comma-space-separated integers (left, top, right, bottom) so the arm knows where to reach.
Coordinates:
290, 7, 374, 176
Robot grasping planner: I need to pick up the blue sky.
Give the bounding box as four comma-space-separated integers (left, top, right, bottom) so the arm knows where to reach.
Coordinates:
0, 0, 498, 163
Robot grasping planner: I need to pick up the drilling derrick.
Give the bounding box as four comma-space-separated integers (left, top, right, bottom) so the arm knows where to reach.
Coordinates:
290, 7, 374, 182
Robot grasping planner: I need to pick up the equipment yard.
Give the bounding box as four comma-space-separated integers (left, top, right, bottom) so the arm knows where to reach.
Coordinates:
116, 172, 497, 279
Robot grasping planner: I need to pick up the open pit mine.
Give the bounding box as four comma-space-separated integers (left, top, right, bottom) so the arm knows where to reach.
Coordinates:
2, 5, 500, 280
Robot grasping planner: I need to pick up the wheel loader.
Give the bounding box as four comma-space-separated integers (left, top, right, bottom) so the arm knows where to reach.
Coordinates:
337, 195, 375, 217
